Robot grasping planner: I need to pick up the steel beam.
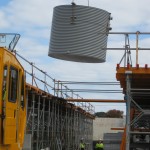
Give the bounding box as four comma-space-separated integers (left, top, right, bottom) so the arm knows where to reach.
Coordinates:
67, 99, 125, 103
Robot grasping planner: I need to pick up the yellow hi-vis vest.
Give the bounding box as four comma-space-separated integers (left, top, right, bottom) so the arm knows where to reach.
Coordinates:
95, 143, 104, 148
80, 143, 85, 148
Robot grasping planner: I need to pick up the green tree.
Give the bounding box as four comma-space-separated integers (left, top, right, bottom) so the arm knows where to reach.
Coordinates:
95, 109, 123, 118
106, 109, 123, 118
95, 112, 107, 117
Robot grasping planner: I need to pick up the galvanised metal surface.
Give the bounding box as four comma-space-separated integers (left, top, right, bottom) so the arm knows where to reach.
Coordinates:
25, 86, 94, 150
117, 66, 150, 149
103, 133, 123, 150
49, 5, 111, 63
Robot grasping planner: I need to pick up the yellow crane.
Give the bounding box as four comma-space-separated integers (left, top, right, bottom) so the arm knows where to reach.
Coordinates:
0, 45, 26, 150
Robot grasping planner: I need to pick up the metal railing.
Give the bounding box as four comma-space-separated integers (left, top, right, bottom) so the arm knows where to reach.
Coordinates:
0, 33, 20, 51
13, 50, 95, 114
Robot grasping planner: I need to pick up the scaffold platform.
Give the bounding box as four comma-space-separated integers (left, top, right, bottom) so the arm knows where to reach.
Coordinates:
116, 64, 150, 150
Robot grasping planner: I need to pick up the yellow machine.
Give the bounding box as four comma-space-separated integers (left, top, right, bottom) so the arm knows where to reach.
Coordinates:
0, 44, 26, 150
0, 34, 95, 150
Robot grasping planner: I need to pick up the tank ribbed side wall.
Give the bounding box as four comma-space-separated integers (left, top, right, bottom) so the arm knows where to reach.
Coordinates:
49, 5, 111, 63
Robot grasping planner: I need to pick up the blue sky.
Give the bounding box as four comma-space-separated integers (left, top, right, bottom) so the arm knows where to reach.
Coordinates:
0, 0, 10, 6
1, 0, 150, 113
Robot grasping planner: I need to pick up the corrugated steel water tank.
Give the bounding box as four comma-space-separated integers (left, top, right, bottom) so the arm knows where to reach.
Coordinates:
49, 4, 112, 63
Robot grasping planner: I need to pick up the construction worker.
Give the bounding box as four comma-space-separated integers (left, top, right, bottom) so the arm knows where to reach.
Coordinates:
95, 140, 104, 150
80, 139, 85, 150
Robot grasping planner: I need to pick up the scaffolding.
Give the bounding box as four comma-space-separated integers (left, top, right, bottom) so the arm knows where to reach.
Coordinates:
25, 84, 94, 150
11, 49, 95, 150
0, 33, 95, 150
115, 32, 150, 149
23, 31, 150, 150
117, 65, 150, 149
3, 32, 150, 150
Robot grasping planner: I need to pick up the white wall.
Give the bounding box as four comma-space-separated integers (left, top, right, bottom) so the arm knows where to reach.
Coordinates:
93, 118, 124, 140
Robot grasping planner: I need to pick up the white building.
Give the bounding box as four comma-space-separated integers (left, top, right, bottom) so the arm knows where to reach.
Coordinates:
93, 117, 125, 140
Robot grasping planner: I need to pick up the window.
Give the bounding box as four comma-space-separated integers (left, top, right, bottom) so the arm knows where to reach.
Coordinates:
21, 75, 25, 108
2, 66, 7, 101
9, 66, 18, 102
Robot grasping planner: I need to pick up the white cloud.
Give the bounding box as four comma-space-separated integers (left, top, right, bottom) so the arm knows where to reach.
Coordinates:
88, 0, 150, 31
1, 0, 150, 112
4, 0, 51, 27
0, 11, 10, 28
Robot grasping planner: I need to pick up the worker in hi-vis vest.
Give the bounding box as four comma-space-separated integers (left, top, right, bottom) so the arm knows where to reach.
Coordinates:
95, 140, 104, 150
80, 139, 85, 150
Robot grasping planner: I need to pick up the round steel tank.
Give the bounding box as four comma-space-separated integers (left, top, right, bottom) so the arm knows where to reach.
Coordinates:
49, 4, 111, 63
